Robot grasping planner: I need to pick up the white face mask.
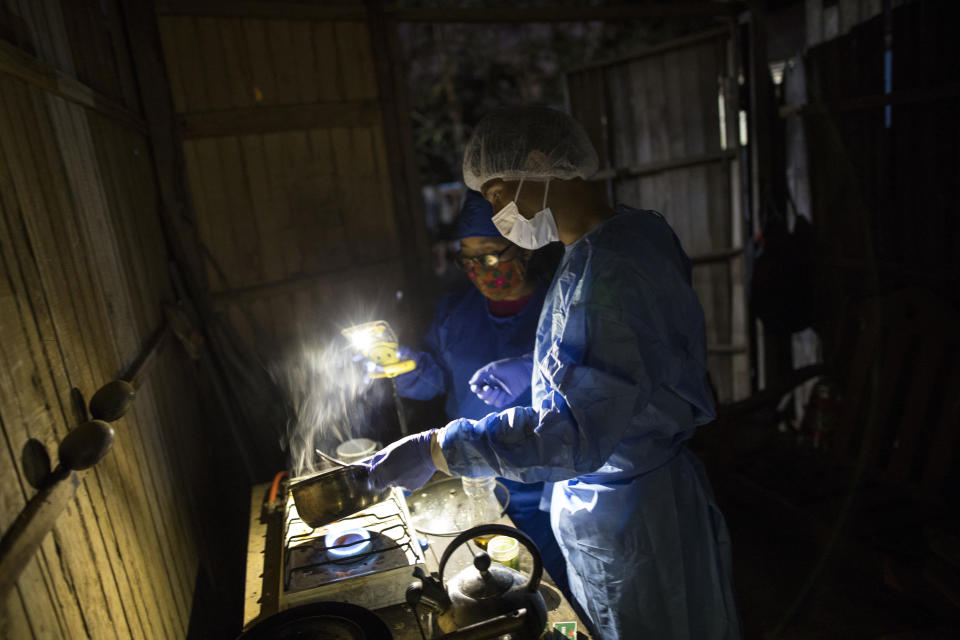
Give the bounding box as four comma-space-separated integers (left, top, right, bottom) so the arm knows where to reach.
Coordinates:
491, 179, 559, 250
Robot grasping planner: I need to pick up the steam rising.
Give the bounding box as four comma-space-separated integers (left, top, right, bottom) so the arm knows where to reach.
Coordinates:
274, 339, 390, 478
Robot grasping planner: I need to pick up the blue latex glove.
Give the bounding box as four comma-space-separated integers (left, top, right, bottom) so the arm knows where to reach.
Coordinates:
468, 355, 535, 408
367, 430, 437, 491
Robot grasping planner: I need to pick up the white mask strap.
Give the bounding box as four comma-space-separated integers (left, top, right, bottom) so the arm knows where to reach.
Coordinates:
542, 179, 550, 209
514, 177, 525, 202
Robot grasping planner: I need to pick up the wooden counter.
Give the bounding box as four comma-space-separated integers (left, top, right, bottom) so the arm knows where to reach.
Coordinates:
243, 481, 590, 639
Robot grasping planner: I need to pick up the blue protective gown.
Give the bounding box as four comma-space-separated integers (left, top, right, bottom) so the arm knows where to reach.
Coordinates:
393, 283, 570, 595
438, 206, 741, 640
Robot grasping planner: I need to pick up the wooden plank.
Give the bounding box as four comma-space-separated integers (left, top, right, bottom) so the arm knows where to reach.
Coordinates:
40, 0, 76, 78
311, 21, 344, 102
350, 127, 396, 262
216, 136, 262, 287
643, 52, 670, 165
241, 17, 278, 106
17, 0, 55, 68
101, 0, 141, 111
77, 0, 121, 102
43, 92, 187, 638
1, 82, 163, 640
156, 18, 188, 113
113, 126, 168, 326
52, 100, 139, 358
122, 385, 195, 620
247, 135, 293, 282
627, 60, 651, 166
0, 209, 70, 640
195, 17, 232, 111
335, 22, 377, 100
329, 125, 359, 258
169, 17, 209, 113
289, 19, 318, 104
278, 130, 312, 276
218, 18, 255, 109
265, 19, 299, 105
41, 94, 180, 639
238, 134, 280, 283
155, 1, 733, 21
1, 584, 41, 638
178, 99, 381, 138
0, 37, 145, 133
305, 128, 349, 274
604, 64, 633, 171
0, 79, 126, 640
257, 131, 294, 284
87, 116, 151, 335
41, 108, 158, 639
181, 140, 220, 289
191, 136, 240, 290
122, 0, 213, 308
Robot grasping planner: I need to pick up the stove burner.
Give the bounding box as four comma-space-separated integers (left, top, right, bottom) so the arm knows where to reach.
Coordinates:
281, 488, 426, 603
325, 527, 372, 561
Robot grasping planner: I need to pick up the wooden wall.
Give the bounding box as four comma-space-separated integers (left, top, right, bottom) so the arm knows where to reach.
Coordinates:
567, 28, 750, 402
0, 1, 214, 637
802, 0, 960, 317
154, 2, 428, 359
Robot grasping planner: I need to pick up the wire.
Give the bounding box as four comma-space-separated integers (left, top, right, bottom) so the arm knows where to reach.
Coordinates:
268, 470, 287, 505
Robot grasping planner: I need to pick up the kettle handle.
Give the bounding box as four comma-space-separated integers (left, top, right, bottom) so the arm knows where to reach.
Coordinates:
438, 524, 543, 594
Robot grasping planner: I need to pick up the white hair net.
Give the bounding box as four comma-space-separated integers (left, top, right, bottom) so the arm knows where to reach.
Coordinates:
462, 106, 599, 192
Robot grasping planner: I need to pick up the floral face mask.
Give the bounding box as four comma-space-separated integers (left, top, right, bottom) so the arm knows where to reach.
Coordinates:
465, 258, 527, 301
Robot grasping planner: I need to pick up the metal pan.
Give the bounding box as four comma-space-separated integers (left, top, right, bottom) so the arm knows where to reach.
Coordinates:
238, 601, 392, 639
288, 463, 388, 528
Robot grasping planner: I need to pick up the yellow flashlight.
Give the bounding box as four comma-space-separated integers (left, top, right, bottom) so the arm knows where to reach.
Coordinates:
341, 321, 416, 379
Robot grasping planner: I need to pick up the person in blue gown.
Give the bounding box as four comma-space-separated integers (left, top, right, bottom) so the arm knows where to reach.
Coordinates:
388, 189, 569, 596
367, 107, 741, 640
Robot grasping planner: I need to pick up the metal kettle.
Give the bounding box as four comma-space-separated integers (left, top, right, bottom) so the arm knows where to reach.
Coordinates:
407, 524, 547, 639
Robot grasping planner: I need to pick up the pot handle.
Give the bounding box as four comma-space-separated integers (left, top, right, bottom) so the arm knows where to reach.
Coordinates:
437, 524, 543, 594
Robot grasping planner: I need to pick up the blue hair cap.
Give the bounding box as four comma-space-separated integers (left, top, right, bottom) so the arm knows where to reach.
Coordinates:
455, 189, 501, 239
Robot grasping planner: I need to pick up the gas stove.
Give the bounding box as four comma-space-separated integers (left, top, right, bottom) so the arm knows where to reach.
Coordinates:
279, 487, 427, 612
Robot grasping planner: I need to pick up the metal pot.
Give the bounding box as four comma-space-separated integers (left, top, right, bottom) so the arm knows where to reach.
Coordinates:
288, 464, 388, 528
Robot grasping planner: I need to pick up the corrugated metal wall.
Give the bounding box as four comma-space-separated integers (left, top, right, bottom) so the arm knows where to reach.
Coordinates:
0, 1, 210, 637
567, 28, 750, 402
155, 4, 426, 356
